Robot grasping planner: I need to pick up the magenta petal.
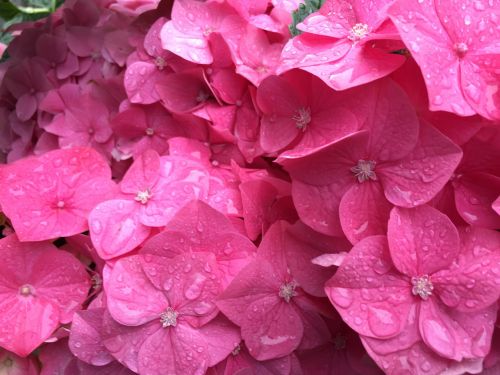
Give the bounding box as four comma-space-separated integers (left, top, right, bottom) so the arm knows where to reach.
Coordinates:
433, 227, 500, 312
120, 149, 161, 194
388, 205, 459, 277
326, 236, 412, 339
16, 93, 37, 122
198, 315, 241, 367
380, 122, 462, 207
339, 181, 393, 244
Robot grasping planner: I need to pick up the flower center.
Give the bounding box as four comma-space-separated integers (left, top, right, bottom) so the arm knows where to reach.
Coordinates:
135, 189, 152, 204
411, 275, 433, 300
160, 307, 179, 328
1, 358, 13, 368
333, 333, 347, 350
231, 344, 241, 356
145, 127, 155, 136
348, 23, 369, 42
155, 56, 166, 70
351, 160, 377, 182
19, 284, 34, 297
279, 281, 298, 303
453, 42, 468, 58
196, 90, 210, 103
292, 107, 311, 131
56, 200, 65, 209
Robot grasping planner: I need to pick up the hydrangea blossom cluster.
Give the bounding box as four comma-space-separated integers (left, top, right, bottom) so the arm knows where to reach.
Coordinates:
0, 0, 498, 374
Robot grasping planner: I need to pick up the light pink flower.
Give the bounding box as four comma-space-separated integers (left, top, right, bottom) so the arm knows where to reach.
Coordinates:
217, 222, 332, 360
279, 0, 406, 90
160, 0, 245, 65
0, 147, 116, 241
0, 234, 89, 357
89, 149, 211, 259
279, 79, 462, 243
103, 252, 240, 374
389, 0, 500, 120
140, 200, 256, 288
326, 205, 500, 368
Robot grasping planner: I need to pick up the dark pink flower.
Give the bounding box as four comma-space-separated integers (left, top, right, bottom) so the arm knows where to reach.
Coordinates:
217, 222, 332, 360
0, 234, 90, 357
389, 0, 500, 119
279, 79, 462, 243
103, 252, 240, 374
326, 205, 500, 366
0, 147, 116, 241
256, 70, 362, 155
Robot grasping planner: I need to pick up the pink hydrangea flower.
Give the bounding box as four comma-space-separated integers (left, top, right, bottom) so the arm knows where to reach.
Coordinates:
389, 0, 500, 119
139, 200, 256, 288
160, 0, 245, 65
0, 147, 116, 241
279, 0, 406, 90
217, 221, 332, 360
279, 79, 462, 243
0, 234, 90, 357
103, 252, 240, 374
326, 205, 500, 371
89, 149, 211, 259
256, 70, 362, 155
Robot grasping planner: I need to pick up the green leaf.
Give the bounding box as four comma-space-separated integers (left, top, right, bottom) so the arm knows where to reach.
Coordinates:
0, 0, 21, 20
289, 0, 325, 37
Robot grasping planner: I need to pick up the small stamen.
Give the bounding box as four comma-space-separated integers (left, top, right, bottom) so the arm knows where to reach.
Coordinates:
135, 189, 152, 204
292, 107, 311, 131
56, 200, 65, 209
351, 160, 377, 183
160, 307, 179, 328
155, 56, 166, 70
145, 128, 155, 136
196, 90, 210, 103
279, 281, 298, 303
453, 42, 468, 58
19, 284, 34, 296
411, 275, 434, 300
231, 344, 241, 356
348, 23, 369, 42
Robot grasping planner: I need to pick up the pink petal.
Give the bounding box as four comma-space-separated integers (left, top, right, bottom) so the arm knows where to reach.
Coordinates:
106, 255, 167, 326
339, 181, 393, 244
326, 236, 412, 339
69, 308, 114, 366
380, 121, 462, 207
388, 0, 476, 116
89, 200, 151, 260
198, 315, 241, 367
453, 172, 500, 228
433, 227, 500, 312
120, 149, 161, 194
388, 205, 459, 277
125, 62, 163, 104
